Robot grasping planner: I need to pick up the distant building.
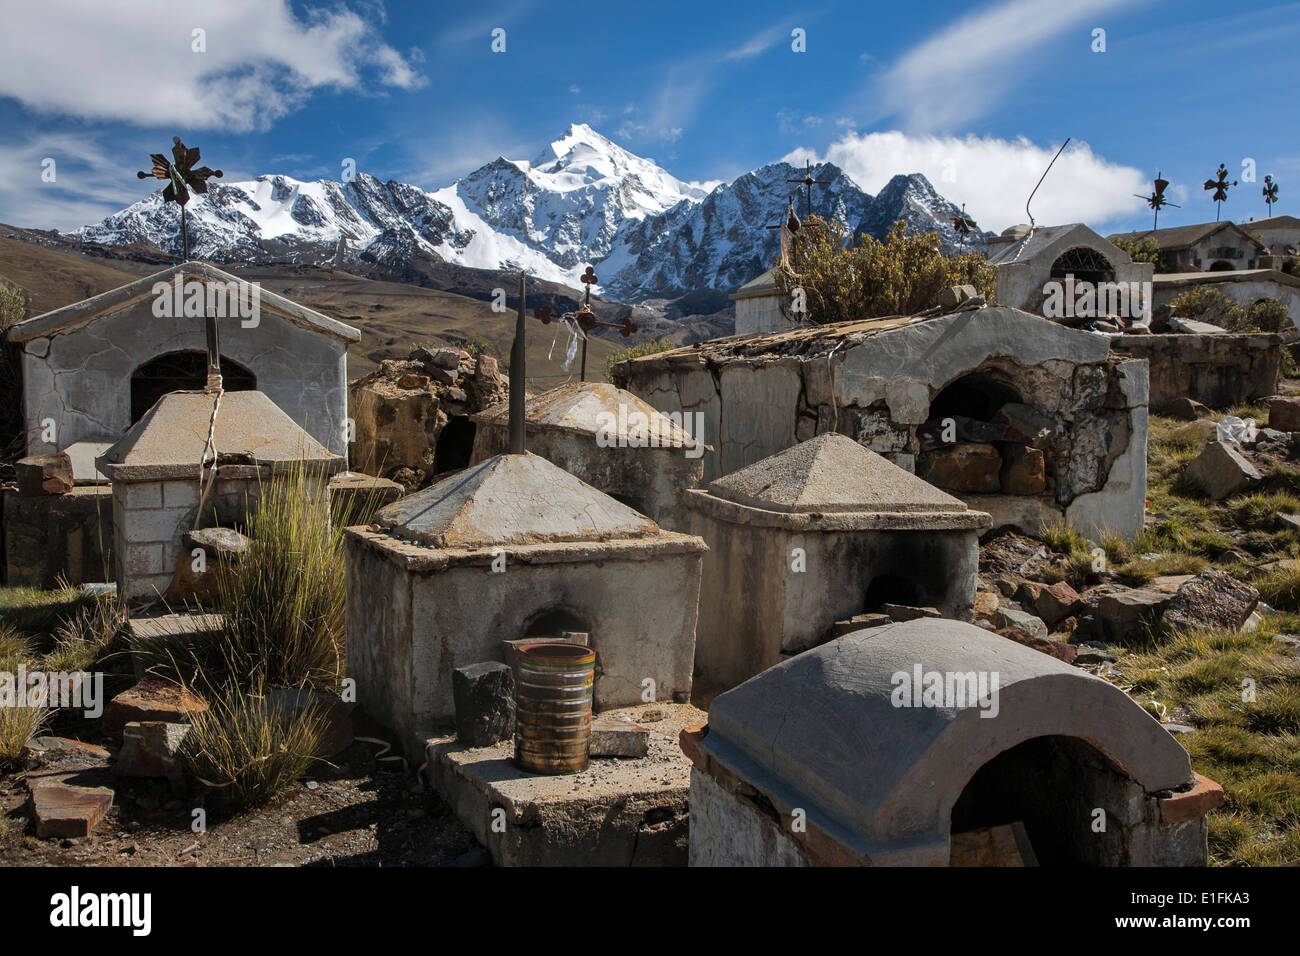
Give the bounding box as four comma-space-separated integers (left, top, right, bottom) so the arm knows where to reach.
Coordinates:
1236, 215, 1300, 264
1109, 221, 1266, 273
1152, 268, 1300, 331
729, 268, 788, 336
987, 223, 1153, 318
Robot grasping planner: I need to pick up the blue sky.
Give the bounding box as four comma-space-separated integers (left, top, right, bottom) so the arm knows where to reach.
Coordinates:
1, 0, 1297, 235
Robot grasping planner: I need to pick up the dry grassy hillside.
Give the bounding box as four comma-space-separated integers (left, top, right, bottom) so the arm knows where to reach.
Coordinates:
0, 236, 620, 386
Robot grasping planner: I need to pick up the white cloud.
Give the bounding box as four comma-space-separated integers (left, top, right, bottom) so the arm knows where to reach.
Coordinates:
723, 23, 788, 60
0, 0, 425, 132
0, 133, 152, 230
877, 0, 1139, 131
786, 130, 1149, 233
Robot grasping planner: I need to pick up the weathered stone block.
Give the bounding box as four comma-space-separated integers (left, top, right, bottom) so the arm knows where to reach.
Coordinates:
994, 606, 1048, 639
993, 403, 1054, 445
1161, 569, 1259, 634
27, 777, 114, 838
162, 480, 200, 509
2, 486, 114, 588
993, 626, 1077, 664
916, 442, 1001, 493
1186, 440, 1261, 500
1168, 397, 1210, 421
452, 662, 515, 747
264, 687, 354, 758
102, 676, 210, 742
121, 505, 188, 544
1000, 445, 1046, 495
15, 453, 73, 496
115, 721, 190, 782
1268, 396, 1300, 432
589, 716, 649, 758
1015, 580, 1082, 628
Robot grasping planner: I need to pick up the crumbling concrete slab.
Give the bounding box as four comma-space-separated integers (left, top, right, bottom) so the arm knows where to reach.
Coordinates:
424, 703, 700, 866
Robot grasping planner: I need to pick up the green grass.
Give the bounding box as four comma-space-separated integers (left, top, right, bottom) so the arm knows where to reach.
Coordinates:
214, 463, 378, 691
1040, 518, 1089, 555
0, 585, 93, 633
1112, 617, 1300, 865
606, 337, 674, 379
178, 680, 325, 813
0, 651, 50, 771
42, 598, 125, 673
1023, 411, 1300, 864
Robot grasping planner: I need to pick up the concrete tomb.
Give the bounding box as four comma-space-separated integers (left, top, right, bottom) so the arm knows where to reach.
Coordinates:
96, 390, 344, 602
987, 223, 1154, 321
683, 618, 1223, 866
469, 381, 709, 531
8, 261, 359, 457
686, 434, 990, 702
613, 305, 1149, 541
344, 451, 707, 757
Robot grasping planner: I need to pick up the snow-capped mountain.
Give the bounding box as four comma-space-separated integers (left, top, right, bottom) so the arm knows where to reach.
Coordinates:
598, 160, 875, 301
71, 123, 984, 304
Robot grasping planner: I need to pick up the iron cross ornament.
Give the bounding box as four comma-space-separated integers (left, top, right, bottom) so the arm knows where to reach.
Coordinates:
533, 267, 636, 382
1263, 175, 1280, 215
137, 136, 223, 261
1203, 164, 1237, 221
1135, 172, 1179, 231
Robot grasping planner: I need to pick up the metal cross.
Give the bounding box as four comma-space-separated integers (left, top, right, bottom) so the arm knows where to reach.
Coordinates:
951, 203, 977, 252
137, 136, 223, 262
137, 136, 225, 386
787, 159, 832, 218
1263, 175, 1280, 216
1203, 164, 1237, 222
533, 267, 636, 381
1135, 172, 1179, 231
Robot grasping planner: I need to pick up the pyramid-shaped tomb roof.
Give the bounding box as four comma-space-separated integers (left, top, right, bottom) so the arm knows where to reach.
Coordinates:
707, 433, 970, 514
373, 451, 665, 550
98, 390, 343, 481
473, 382, 704, 450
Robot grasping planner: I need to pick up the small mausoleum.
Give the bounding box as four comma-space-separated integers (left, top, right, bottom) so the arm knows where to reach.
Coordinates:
8, 261, 359, 456
97, 390, 345, 602
987, 223, 1154, 320
344, 451, 707, 756
682, 618, 1223, 866
686, 434, 990, 702
730, 268, 787, 336
468, 382, 708, 531
612, 305, 1149, 541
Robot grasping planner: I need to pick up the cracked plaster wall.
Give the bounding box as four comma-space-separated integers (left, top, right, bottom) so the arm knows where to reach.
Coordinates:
22, 298, 350, 456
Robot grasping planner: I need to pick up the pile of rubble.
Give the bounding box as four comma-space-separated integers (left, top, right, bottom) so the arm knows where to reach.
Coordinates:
1178, 395, 1300, 501
348, 346, 508, 491
974, 531, 1262, 680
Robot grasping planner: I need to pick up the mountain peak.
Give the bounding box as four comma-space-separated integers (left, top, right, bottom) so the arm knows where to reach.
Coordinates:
69, 128, 981, 303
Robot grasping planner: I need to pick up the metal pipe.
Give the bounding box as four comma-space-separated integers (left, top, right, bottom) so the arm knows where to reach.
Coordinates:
509, 272, 526, 454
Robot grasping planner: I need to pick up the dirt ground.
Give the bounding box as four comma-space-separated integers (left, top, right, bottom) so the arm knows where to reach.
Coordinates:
0, 713, 483, 868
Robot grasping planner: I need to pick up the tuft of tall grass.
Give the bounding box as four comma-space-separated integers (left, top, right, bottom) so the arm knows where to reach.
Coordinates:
43, 598, 125, 673
178, 680, 324, 812
1039, 518, 1089, 555
0, 652, 50, 771
0, 624, 34, 660
215, 462, 380, 690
